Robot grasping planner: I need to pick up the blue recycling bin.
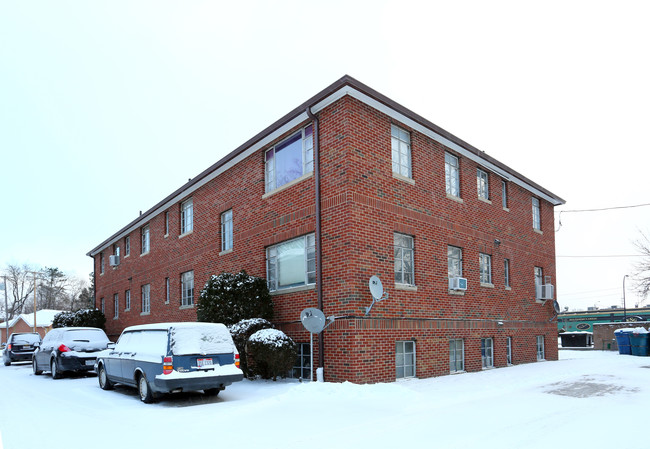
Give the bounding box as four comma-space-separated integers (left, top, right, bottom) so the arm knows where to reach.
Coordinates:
614, 330, 632, 355
629, 333, 649, 356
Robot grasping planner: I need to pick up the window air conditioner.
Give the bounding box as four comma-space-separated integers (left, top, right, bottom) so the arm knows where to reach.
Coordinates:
536, 284, 554, 300
109, 255, 120, 267
449, 277, 468, 291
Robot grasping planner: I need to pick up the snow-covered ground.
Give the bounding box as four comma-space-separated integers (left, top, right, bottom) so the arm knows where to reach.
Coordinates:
1, 350, 648, 449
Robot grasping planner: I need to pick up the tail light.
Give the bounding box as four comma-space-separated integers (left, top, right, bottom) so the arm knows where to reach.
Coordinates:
163, 356, 173, 375
7, 344, 11, 351
58, 344, 70, 353
234, 353, 240, 369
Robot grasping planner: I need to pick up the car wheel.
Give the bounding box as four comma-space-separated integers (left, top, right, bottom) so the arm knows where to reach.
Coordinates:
98, 364, 114, 390
51, 359, 62, 379
3, 358, 10, 367
204, 388, 220, 396
138, 373, 154, 403
33, 358, 42, 375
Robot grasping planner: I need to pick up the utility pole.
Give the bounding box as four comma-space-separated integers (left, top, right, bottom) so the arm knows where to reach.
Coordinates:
28, 271, 40, 333
2, 276, 8, 343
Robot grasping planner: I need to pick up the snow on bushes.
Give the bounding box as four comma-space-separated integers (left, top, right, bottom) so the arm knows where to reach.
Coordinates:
52, 309, 106, 329
247, 328, 297, 381
229, 318, 273, 377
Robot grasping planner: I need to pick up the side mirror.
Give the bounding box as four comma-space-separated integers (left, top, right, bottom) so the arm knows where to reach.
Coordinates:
0, 343, 5, 350
107, 342, 116, 349
33, 342, 40, 348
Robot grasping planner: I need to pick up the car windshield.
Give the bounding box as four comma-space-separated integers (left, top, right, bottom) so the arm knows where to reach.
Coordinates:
62, 329, 109, 344
12, 334, 40, 344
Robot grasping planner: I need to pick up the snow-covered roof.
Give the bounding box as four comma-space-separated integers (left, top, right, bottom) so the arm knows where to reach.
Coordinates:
0, 309, 62, 329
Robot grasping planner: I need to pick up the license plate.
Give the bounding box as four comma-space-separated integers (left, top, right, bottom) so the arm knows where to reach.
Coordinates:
85, 360, 95, 366
23, 345, 31, 350
197, 358, 213, 367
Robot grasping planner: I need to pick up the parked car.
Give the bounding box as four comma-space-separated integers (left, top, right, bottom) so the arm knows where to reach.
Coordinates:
96, 322, 244, 403
33, 327, 112, 378
3, 333, 42, 366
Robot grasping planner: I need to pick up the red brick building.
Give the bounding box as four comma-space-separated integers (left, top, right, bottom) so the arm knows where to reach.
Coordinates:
88, 75, 564, 383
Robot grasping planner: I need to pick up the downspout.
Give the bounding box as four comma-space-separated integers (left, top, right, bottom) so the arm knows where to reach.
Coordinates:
306, 106, 325, 375
90, 255, 97, 310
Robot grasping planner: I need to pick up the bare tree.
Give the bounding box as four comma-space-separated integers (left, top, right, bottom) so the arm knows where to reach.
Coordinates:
633, 230, 650, 299
3, 263, 37, 319
38, 267, 68, 309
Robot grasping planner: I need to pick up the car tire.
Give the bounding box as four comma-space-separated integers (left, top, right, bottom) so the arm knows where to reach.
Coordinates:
98, 364, 114, 390
33, 358, 42, 375
51, 359, 62, 379
138, 373, 154, 403
204, 388, 220, 396
3, 359, 10, 367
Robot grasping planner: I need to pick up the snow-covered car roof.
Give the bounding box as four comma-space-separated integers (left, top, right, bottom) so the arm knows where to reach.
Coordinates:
122, 322, 228, 333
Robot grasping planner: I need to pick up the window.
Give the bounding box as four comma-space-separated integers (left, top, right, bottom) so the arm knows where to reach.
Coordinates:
165, 277, 170, 304
504, 259, 511, 288
534, 266, 543, 288
113, 244, 120, 258
125, 236, 130, 256
391, 124, 411, 178
532, 197, 541, 230
506, 337, 513, 365
181, 199, 193, 235
445, 153, 460, 197
221, 209, 233, 252
125, 289, 131, 311
396, 340, 416, 379
449, 339, 464, 373
536, 335, 545, 360
100, 297, 105, 314
447, 246, 463, 278
481, 338, 494, 368
502, 181, 508, 209
266, 234, 316, 292
181, 271, 194, 306
99, 253, 104, 274
479, 253, 492, 284
141, 284, 150, 314
164, 211, 169, 236
290, 342, 311, 381
394, 233, 414, 286
141, 225, 150, 254
113, 294, 119, 319
477, 169, 489, 200
265, 125, 313, 192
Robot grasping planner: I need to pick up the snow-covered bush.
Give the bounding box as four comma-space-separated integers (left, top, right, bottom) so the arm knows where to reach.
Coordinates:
247, 328, 297, 381
196, 270, 273, 326
52, 308, 106, 329
229, 318, 272, 377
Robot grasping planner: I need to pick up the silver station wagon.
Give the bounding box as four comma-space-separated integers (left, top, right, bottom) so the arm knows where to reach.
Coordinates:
96, 322, 244, 403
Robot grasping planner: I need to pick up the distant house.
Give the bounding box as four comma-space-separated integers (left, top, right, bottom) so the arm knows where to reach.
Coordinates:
0, 310, 62, 344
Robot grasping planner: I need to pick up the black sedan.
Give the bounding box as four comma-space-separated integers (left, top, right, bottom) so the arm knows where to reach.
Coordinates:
33, 327, 111, 379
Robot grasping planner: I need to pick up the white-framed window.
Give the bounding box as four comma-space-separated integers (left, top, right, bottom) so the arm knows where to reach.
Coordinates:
479, 253, 492, 284
290, 342, 311, 381
477, 169, 489, 200
448, 246, 463, 278
445, 152, 460, 197
113, 294, 119, 319
99, 252, 105, 274
181, 199, 193, 235
504, 259, 511, 288
141, 284, 150, 314
396, 340, 416, 379
506, 336, 513, 365
124, 236, 130, 256
125, 289, 131, 311
449, 339, 464, 373
266, 234, 316, 292
100, 297, 105, 314
536, 335, 545, 361
141, 225, 150, 254
164, 211, 169, 236
394, 233, 415, 286
165, 277, 170, 304
181, 270, 194, 306
481, 338, 494, 368
113, 244, 120, 258
391, 124, 411, 178
534, 266, 543, 289
532, 197, 541, 230
221, 209, 233, 252
265, 125, 314, 193
501, 180, 508, 209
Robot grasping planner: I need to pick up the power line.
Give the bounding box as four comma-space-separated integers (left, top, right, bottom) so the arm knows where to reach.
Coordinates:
556, 202, 650, 214
557, 254, 644, 258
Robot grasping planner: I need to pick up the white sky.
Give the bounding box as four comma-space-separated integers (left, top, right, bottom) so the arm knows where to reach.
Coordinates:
1, 1, 649, 311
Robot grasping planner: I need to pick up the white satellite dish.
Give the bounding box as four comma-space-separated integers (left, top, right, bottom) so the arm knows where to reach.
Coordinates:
369, 275, 384, 300
300, 308, 326, 334
553, 300, 561, 314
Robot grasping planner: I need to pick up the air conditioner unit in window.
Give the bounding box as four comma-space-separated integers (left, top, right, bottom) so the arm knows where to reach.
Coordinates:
109, 255, 120, 267
449, 277, 468, 291
536, 284, 554, 301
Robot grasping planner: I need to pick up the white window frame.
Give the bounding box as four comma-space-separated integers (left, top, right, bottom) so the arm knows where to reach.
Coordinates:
506, 336, 513, 365
479, 253, 492, 285
394, 233, 415, 286
264, 125, 314, 193
141, 225, 150, 254
266, 234, 316, 292
125, 289, 131, 311
141, 284, 150, 314
447, 246, 463, 278
504, 258, 511, 288
445, 152, 460, 198
481, 338, 494, 368
391, 124, 412, 178
221, 209, 233, 252
181, 270, 194, 307
113, 293, 119, 319
477, 168, 489, 200
165, 277, 170, 304
449, 339, 464, 373
532, 197, 541, 230
124, 236, 130, 256
290, 342, 311, 381
396, 340, 416, 379
164, 211, 169, 236
536, 335, 545, 361
181, 199, 193, 235
502, 180, 508, 209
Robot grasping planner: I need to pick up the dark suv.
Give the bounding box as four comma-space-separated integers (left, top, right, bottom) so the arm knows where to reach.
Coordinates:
3, 333, 42, 366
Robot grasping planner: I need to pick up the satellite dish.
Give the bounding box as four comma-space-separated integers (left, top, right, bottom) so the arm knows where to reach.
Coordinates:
553, 300, 561, 314
300, 308, 326, 334
369, 275, 384, 300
